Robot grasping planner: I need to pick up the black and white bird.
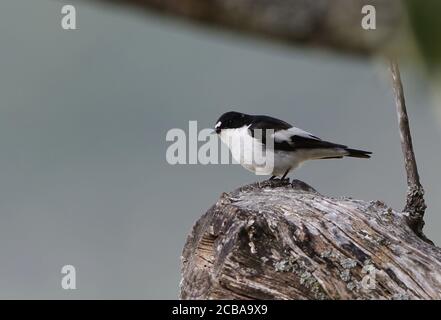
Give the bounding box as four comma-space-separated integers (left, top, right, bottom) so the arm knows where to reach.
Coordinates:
215, 111, 371, 180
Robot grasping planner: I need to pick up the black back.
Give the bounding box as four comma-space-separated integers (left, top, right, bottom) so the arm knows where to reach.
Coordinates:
215, 111, 348, 152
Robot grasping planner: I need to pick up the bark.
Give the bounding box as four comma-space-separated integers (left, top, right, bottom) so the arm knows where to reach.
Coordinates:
93, 0, 403, 55
389, 60, 429, 243
180, 180, 440, 300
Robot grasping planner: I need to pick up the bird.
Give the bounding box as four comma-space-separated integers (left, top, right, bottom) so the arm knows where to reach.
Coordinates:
214, 111, 371, 180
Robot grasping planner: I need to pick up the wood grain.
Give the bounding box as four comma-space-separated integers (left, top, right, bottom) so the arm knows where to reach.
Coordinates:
181, 180, 440, 299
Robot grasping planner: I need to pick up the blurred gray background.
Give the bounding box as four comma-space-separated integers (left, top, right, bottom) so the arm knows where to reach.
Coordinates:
0, 0, 440, 299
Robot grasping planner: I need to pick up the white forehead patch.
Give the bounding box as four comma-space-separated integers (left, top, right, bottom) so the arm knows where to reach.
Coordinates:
215, 121, 222, 128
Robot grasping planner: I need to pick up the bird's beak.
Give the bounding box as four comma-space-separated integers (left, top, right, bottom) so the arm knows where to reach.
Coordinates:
212, 128, 220, 135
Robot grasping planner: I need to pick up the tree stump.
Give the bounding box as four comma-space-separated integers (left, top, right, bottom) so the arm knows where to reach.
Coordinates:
180, 180, 441, 299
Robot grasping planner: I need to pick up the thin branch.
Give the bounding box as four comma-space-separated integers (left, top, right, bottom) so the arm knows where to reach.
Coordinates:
389, 59, 430, 243
390, 61, 421, 187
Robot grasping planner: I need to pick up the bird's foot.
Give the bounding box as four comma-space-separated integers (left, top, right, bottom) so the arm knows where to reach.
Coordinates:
262, 177, 291, 188
268, 176, 289, 182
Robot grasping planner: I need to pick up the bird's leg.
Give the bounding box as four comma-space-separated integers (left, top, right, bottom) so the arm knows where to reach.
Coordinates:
269, 175, 277, 180
281, 169, 290, 181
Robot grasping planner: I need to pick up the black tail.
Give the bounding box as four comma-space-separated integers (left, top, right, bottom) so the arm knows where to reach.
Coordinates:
345, 148, 372, 159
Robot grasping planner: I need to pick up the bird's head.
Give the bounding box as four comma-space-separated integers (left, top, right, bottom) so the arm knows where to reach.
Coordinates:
214, 111, 251, 134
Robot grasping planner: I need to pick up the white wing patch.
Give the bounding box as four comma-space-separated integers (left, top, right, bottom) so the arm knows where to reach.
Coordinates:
215, 121, 222, 129
273, 126, 320, 144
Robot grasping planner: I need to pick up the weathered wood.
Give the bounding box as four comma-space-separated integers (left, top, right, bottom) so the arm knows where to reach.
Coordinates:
389, 60, 429, 243
94, 0, 403, 55
180, 180, 441, 300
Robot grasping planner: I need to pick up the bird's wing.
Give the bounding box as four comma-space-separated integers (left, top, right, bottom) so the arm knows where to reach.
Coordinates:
275, 127, 320, 142
248, 116, 347, 151
248, 115, 292, 131
273, 127, 347, 151
248, 115, 291, 146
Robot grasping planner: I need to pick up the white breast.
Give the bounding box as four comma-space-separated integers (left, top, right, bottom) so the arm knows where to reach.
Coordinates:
218, 126, 301, 176
219, 126, 259, 171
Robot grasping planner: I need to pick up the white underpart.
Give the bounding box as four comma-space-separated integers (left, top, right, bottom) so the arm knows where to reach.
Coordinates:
219, 126, 270, 175
219, 125, 348, 176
